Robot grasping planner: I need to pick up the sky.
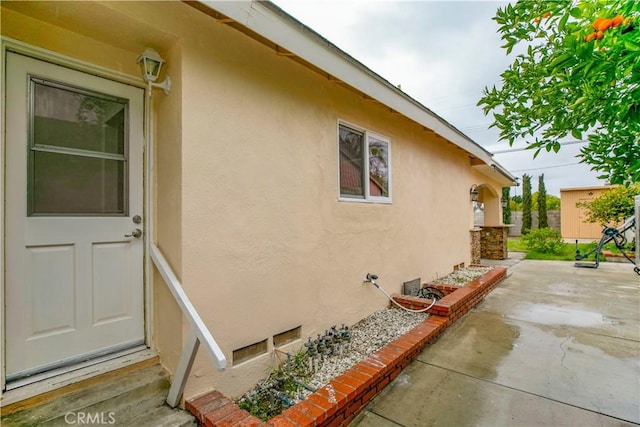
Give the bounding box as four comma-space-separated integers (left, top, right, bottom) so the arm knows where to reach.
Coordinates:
273, 0, 608, 197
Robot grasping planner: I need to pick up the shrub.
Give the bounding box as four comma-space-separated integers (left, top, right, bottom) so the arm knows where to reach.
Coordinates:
576, 184, 640, 226
522, 228, 565, 254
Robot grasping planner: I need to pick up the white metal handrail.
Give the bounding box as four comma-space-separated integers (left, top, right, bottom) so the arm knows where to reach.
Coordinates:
150, 243, 227, 407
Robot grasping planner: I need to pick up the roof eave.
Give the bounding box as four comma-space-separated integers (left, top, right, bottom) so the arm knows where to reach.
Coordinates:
192, 0, 515, 186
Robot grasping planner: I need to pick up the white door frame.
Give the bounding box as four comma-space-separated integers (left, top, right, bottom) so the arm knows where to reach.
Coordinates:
0, 37, 156, 394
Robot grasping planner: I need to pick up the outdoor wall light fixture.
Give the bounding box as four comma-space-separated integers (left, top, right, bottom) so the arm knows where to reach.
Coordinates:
501, 197, 508, 208
137, 48, 171, 95
470, 185, 480, 202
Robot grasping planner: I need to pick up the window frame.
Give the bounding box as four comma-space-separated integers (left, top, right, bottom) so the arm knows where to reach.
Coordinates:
27, 76, 130, 216
337, 120, 392, 204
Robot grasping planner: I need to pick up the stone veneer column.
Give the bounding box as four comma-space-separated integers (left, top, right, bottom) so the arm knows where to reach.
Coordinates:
480, 226, 510, 260
470, 228, 481, 265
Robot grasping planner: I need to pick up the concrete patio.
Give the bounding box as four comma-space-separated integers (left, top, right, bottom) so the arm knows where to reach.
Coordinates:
351, 260, 640, 426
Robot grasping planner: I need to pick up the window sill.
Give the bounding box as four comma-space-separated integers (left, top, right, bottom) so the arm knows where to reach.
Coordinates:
338, 197, 392, 205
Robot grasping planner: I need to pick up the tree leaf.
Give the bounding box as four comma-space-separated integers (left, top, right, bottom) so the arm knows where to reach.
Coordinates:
533, 147, 542, 158
571, 128, 582, 139
569, 7, 582, 18
558, 12, 570, 32
569, 97, 588, 110
549, 53, 572, 70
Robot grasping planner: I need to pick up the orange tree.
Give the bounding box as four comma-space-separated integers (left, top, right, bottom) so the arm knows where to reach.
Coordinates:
479, 0, 640, 185
576, 183, 640, 225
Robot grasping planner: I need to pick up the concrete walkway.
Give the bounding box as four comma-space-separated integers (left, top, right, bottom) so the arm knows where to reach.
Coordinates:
351, 260, 640, 426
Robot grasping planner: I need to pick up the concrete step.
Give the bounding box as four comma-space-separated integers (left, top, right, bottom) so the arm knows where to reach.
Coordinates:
128, 405, 197, 427
1, 364, 197, 427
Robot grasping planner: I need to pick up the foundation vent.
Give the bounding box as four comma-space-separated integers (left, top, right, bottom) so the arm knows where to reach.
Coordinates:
273, 326, 301, 347
402, 278, 421, 296
233, 339, 268, 365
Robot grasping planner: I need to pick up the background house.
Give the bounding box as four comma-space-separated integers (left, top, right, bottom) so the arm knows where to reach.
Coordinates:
1, 0, 514, 404
560, 186, 618, 240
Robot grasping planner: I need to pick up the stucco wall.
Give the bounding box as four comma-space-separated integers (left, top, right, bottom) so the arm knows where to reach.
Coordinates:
175, 4, 505, 397
2, 1, 508, 400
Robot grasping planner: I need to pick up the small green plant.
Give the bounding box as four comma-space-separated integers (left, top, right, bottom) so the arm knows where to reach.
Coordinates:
626, 240, 636, 253
522, 228, 565, 254
236, 349, 312, 421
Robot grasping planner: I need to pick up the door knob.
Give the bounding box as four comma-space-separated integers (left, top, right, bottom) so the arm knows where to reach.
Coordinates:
125, 228, 142, 238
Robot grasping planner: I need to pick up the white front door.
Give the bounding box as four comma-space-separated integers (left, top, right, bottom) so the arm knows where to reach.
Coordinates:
4, 52, 145, 383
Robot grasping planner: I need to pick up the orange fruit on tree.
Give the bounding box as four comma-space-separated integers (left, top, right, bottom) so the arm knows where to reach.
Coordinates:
595, 31, 604, 39
611, 15, 624, 27
596, 18, 613, 31
542, 12, 551, 19
585, 32, 596, 42
593, 18, 604, 29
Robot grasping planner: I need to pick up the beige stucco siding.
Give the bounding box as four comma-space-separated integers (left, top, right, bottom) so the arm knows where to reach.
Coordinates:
152, 40, 184, 375
176, 9, 492, 396
2, 1, 507, 400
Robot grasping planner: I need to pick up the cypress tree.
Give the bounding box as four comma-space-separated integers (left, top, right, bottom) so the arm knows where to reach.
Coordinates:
502, 187, 511, 224
538, 174, 548, 228
521, 174, 532, 235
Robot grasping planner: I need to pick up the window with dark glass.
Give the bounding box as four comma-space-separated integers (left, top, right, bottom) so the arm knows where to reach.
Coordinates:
28, 78, 128, 215
338, 123, 391, 201
339, 125, 365, 198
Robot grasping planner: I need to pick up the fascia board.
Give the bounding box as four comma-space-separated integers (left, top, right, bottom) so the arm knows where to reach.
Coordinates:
195, 1, 513, 181
472, 164, 516, 187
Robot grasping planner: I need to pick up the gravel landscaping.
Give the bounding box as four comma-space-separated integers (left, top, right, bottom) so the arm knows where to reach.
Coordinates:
236, 308, 427, 420
302, 308, 427, 394
237, 266, 491, 420
434, 265, 492, 286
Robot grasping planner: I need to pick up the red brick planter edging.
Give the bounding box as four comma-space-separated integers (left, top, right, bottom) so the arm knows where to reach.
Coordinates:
187, 266, 507, 427
392, 266, 507, 322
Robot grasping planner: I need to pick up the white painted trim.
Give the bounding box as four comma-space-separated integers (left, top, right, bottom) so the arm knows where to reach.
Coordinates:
337, 198, 394, 205
166, 330, 199, 408
144, 84, 154, 349
0, 40, 7, 395
5, 344, 147, 391
194, 1, 514, 184
0, 37, 153, 397
366, 130, 393, 204
337, 120, 393, 204
149, 244, 227, 372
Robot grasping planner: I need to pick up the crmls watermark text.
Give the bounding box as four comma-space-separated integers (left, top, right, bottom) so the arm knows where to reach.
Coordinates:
64, 411, 116, 425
